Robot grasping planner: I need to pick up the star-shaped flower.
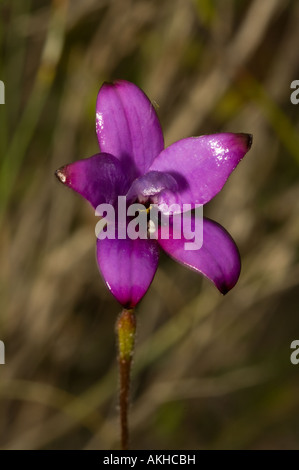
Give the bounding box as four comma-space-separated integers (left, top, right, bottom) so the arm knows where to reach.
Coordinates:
56, 80, 252, 307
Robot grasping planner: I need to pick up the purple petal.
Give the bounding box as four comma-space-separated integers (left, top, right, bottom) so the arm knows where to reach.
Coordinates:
157, 216, 241, 294
55, 153, 129, 209
96, 80, 164, 182
96, 237, 159, 307
149, 133, 252, 210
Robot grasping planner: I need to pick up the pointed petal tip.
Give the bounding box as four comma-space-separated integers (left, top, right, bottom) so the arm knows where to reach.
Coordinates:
101, 81, 113, 88
198, 256, 240, 295
99, 79, 130, 89
55, 167, 67, 184
237, 132, 253, 150
247, 133, 253, 149
217, 276, 239, 295
113, 79, 126, 86
99, 79, 130, 90
216, 254, 241, 295
219, 282, 231, 295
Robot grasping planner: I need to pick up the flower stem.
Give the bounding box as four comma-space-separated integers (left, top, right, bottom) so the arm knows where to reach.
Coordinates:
116, 308, 136, 450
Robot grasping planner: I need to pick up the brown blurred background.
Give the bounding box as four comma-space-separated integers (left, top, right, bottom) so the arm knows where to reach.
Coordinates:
1, 0, 299, 450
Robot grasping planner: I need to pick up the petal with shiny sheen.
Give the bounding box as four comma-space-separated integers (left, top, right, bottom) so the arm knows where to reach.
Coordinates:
96, 80, 164, 181
55, 153, 129, 209
149, 133, 252, 210
96, 237, 159, 307
157, 216, 241, 294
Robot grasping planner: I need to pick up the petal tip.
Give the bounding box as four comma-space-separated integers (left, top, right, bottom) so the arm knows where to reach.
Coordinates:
247, 133, 253, 149
101, 79, 128, 90
55, 167, 67, 184
98, 81, 114, 95
217, 259, 241, 295
218, 283, 233, 296
113, 79, 127, 86
238, 133, 253, 150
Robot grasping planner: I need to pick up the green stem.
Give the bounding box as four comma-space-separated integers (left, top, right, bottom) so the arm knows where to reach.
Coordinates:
116, 308, 136, 450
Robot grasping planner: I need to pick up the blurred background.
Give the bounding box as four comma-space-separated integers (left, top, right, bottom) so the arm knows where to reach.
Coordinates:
1, 0, 299, 450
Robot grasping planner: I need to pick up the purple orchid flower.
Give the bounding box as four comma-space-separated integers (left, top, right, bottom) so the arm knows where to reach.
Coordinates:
56, 80, 252, 307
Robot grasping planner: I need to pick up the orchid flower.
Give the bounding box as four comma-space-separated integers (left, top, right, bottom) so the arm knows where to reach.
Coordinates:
56, 80, 252, 305
55, 80, 252, 449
